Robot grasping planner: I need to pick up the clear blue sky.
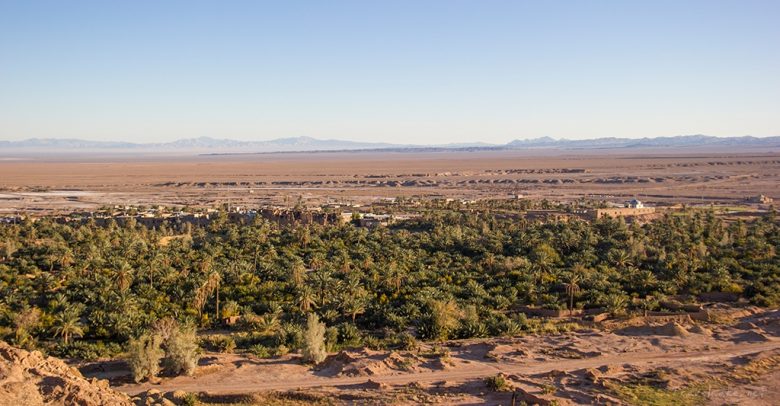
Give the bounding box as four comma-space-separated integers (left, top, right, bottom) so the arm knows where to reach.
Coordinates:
1, 0, 778, 144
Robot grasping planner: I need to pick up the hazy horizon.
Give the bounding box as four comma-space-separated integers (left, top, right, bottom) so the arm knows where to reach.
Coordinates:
2, 133, 780, 146
2, 1, 779, 144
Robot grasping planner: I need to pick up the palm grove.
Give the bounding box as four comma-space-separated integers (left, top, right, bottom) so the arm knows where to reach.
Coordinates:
0, 206, 778, 381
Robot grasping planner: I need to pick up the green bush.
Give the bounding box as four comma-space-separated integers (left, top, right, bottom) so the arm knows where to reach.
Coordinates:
163, 326, 199, 376
249, 344, 272, 358
337, 323, 362, 346
51, 340, 122, 361
395, 332, 418, 351
325, 326, 339, 351
127, 333, 164, 383
485, 374, 511, 392
201, 335, 236, 353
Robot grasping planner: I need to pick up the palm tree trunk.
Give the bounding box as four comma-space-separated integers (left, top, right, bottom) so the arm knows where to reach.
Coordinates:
569, 293, 574, 315
215, 283, 220, 321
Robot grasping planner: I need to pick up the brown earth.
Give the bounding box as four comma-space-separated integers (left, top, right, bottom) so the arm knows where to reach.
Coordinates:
1, 149, 778, 213
0, 341, 132, 406
90, 308, 780, 405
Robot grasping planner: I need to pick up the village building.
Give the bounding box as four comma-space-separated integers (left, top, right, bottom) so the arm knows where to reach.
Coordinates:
747, 194, 774, 204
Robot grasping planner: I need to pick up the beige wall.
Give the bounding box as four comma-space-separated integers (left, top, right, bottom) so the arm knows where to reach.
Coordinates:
589, 207, 656, 220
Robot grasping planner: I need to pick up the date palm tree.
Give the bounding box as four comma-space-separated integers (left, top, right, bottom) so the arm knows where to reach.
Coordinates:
296, 286, 316, 313
564, 275, 581, 315
205, 270, 222, 321
114, 262, 134, 292
51, 309, 84, 345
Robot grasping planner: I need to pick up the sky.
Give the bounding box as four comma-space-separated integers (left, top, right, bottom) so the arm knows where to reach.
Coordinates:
0, 1, 778, 145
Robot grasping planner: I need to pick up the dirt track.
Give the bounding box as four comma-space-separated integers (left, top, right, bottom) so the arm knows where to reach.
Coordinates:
117, 340, 780, 395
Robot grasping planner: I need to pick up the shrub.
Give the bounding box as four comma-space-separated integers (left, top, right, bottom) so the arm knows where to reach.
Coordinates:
499, 319, 523, 337
418, 299, 460, 341
274, 344, 289, 357
52, 340, 122, 361
181, 393, 199, 406
127, 333, 164, 383
363, 335, 385, 350
163, 326, 199, 376
249, 344, 272, 358
325, 326, 339, 351
279, 322, 304, 349
337, 322, 362, 346
202, 335, 236, 353
484, 374, 511, 392
302, 313, 326, 364
395, 332, 418, 351
220, 300, 241, 319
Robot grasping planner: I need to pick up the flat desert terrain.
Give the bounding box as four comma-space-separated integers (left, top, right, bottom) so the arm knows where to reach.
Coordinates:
1, 148, 778, 213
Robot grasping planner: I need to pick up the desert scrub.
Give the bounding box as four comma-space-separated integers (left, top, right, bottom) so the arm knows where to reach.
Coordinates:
302, 313, 327, 364
606, 381, 706, 406
127, 333, 164, 383
163, 325, 199, 376
201, 335, 236, 353
421, 345, 450, 358
249, 344, 272, 358
181, 392, 198, 406
395, 332, 419, 351
484, 374, 511, 391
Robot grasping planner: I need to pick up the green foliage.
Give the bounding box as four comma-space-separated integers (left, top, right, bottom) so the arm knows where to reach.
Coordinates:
394, 332, 418, 351
418, 299, 460, 341
484, 374, 511, 392
249, 344, 272, 358
337, 322, 362, 347
0, 206, 777, 361
181, 393, 198, 406
202, 335, 236, 353
220, 300, 240, 319
607, 382, 706, 406
51, 340, 123, 361
163, 325, 199, 376
324, 326, 339, 351
127, 333, 164, 383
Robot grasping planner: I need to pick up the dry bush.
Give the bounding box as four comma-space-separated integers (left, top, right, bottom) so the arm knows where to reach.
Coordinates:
164, 326, 199, 376
127, 333, 164, 383
302, 313, 327, 364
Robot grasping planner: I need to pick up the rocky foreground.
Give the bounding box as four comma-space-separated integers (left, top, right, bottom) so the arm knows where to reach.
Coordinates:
0, 341, 133, 406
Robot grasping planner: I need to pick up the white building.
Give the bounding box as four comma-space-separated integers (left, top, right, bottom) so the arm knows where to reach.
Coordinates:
625, 199, 645, 208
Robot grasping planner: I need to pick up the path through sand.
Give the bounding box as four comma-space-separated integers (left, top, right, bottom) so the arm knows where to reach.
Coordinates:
117, 340, 780, 395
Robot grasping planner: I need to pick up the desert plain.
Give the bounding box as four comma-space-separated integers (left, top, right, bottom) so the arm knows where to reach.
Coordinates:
1, 148, 779, 213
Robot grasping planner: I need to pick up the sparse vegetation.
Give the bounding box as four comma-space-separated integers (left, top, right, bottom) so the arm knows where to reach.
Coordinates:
607, 382, 706, 406
485, 374, 511, 391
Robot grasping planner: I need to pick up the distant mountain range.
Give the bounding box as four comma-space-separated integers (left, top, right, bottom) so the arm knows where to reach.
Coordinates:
1, 135, 778, 154
505, 135, 780, 149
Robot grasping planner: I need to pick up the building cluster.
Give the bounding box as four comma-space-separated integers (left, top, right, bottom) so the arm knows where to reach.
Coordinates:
747, 194, 774, 204
25, 196, 779, 229
523, 200, 657, 223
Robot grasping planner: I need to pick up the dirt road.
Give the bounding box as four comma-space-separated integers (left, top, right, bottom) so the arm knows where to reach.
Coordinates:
117, 340, 780, 395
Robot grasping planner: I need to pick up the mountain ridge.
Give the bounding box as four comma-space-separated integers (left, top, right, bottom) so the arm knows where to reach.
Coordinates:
1, 135, 778, 153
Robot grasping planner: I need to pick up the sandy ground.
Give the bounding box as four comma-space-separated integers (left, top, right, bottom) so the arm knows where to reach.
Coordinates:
85, 308, 780, 405
1, 149, 778, 213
